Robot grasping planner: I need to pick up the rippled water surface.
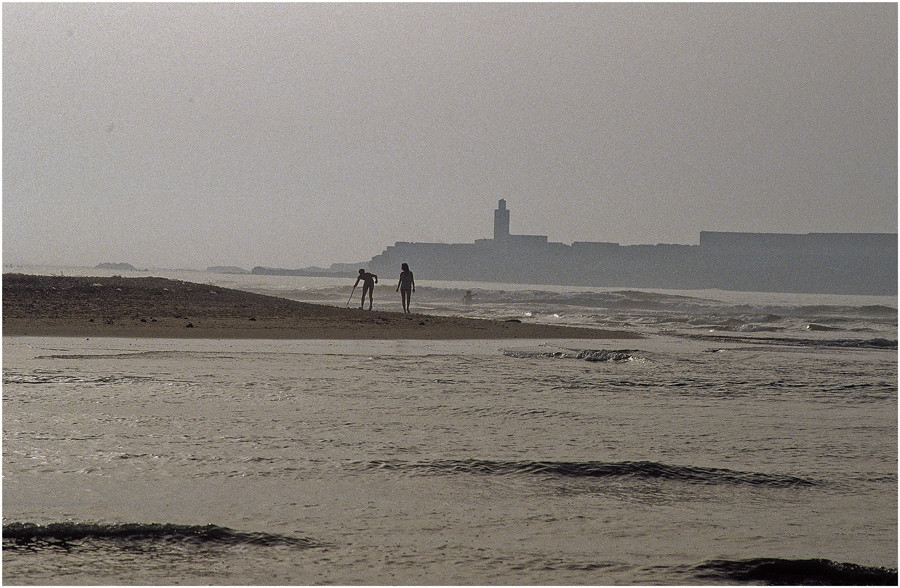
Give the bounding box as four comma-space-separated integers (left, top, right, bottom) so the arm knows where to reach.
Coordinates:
4, 333, 896, 585
3, 270, 897, 584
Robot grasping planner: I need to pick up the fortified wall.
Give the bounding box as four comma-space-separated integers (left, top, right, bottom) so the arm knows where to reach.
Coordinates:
366, 201, 897, 295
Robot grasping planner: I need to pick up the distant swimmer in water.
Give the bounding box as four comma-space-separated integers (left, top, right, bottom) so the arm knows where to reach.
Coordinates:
396, 263, 415, 313
354, 269, 378, 310
463, 290, 476, 304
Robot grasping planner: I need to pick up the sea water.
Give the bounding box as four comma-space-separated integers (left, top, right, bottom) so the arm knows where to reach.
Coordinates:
2, 267, 897, 584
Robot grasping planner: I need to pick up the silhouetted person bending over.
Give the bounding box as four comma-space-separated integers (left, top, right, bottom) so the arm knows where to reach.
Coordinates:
396, 263, 415, 313
355, 269, 378, 310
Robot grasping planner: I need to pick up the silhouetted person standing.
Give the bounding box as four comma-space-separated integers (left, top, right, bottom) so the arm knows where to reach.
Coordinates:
396, 263, 415, 313
355, 269, 378, 310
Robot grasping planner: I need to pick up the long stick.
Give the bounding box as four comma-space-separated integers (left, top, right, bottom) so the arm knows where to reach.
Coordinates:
346, 285, 357, 307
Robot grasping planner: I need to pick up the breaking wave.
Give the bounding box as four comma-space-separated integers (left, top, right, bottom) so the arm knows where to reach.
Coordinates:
805, 323, 843, 332
688, 334, 898, 350
361, 459, 818, 488
689, 557, 898, 585
2, 522, 323, 550
34, 350, 244, 361
3, 372, 156, 386
502, 347, 639, 362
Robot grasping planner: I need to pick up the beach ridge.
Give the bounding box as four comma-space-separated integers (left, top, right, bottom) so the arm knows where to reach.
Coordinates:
2, 273, 640, 340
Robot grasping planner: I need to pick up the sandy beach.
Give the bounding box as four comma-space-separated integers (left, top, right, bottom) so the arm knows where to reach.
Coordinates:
2, 274, 640, 340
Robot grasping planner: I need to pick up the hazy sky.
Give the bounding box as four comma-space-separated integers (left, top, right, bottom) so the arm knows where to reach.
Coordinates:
3, 3, 897, 270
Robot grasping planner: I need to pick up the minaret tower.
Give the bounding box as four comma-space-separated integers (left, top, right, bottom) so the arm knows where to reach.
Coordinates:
493, 199, 510, 241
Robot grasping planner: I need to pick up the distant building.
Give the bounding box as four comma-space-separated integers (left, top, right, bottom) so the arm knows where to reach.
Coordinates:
493, 199, 510, 241
356, 201, 897, 295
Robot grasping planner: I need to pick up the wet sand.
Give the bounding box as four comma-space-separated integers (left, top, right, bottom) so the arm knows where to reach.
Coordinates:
2, 274, 640, 340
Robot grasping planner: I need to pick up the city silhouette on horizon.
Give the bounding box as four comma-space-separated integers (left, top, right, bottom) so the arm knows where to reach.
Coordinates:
252, 200, 897, 296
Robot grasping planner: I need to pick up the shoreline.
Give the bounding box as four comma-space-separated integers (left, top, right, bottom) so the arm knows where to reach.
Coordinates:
2, 273, 641, 341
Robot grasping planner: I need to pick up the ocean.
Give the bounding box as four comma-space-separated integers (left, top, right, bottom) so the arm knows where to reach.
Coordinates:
3, 267, 897, 585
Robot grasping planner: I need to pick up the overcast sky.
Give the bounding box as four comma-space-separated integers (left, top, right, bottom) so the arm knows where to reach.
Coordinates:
3, 3, 897, 270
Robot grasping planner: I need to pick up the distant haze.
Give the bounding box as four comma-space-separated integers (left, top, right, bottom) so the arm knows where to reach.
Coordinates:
3, 3, 897, 270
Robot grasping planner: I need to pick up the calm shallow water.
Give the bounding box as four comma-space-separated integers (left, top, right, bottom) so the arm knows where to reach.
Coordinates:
3, 329, 896, 584
3, 268, 897, 584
